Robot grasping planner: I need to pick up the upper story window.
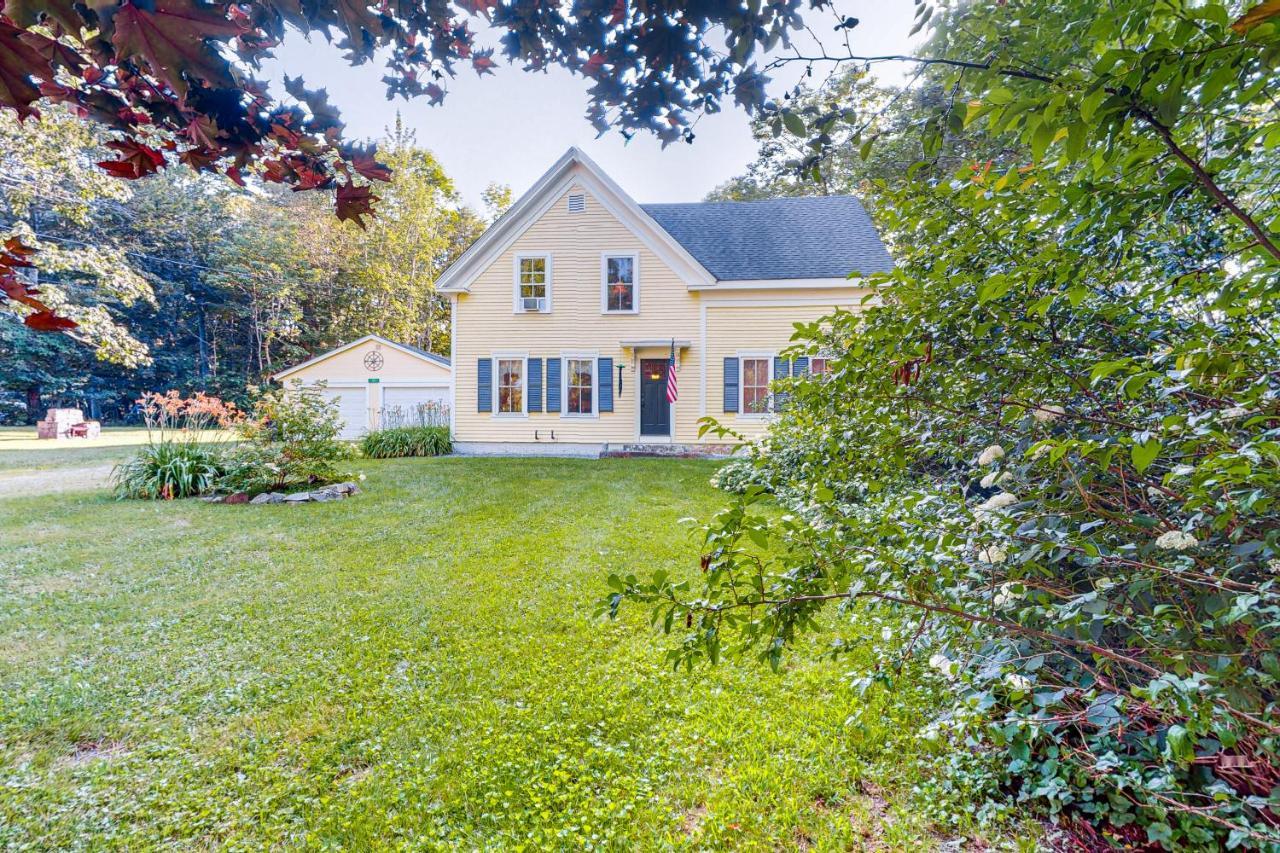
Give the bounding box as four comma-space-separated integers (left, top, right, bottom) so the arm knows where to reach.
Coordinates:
515, 255, 551, 313
810, 357, 830, 375
602, 253, 638, 313
497, 358, 525, 414
741, 356, 771, 414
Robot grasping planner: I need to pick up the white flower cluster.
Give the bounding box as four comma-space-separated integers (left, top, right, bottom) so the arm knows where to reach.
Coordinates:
977, 492, 1018, 514
980, 470, 1013, 489
1220, 406, 1251, 419
1032, 404, 1065, 423
977, 545, 1007, 564
1155, 530, 1197, 551
1269, 559, 1280, 574
928, 652, 960, 679
1004, 673, 1032, 693
977, 444, 1005, 466
993, 583, 1021, 608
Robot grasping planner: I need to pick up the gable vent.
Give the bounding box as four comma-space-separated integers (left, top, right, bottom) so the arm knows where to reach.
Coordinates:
566, 193, 586, 213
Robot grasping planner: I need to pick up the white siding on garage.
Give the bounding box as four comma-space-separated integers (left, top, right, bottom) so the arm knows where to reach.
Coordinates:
316, 386, 369, 440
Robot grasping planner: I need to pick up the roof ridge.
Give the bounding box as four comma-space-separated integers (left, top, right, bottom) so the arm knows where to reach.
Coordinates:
642, 195, 865, 207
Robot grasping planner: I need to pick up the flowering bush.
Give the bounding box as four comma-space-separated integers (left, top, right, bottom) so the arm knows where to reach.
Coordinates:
113, 392, 240, 499
606, 1, 1280, 845
221, 382, 356, 493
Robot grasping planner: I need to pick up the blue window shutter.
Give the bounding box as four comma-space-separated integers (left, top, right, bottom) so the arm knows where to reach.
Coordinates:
477, 358, 492, 412
527, 358, 543, 412
773, 356, 790, 410
598, 357, 614, 412
723, 357, 739, 413
792, 356, 809, 376
545, 357, 561, 413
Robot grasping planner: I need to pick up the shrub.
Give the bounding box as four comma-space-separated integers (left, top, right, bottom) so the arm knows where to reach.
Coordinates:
112, 439, 223, 499
359, 426, 451, 458
217, 441, 354, 493
222, 382, 357, 493
709, 456, 762, 494
113, 391, 240, 499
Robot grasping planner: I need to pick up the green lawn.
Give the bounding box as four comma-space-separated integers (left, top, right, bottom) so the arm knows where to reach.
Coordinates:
0, 457, 951, 849
0, 426, 230, 473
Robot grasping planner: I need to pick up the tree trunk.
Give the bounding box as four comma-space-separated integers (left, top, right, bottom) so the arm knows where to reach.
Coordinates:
25, 385, 42, 424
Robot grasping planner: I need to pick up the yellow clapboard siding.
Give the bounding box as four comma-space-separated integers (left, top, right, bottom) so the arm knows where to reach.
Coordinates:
453, 183, 870, 446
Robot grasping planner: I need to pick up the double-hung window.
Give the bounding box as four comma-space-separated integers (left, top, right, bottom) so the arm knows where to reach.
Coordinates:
810, 357, 830, 375
602, 254, 637, 313
565, 357, 596, 415
497, 358, 524, 414
741, 356, 771, 414
516, 255, 550, 313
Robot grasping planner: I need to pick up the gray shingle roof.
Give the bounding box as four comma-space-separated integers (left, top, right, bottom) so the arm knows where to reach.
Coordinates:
397, 341, 451, 367
640, 196, 892, 282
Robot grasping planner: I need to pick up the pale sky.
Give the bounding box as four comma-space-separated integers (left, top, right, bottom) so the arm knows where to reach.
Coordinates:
259, 2, 919, 209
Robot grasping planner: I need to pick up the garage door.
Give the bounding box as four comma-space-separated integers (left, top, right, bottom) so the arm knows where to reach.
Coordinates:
315, 387, 368, 440
381, 385, 450, 428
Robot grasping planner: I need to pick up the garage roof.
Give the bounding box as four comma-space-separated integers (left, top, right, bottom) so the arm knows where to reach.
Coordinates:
271, 334, 451, 381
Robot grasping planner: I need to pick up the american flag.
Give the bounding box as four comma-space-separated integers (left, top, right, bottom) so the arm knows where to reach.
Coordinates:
666, 338, 679, 403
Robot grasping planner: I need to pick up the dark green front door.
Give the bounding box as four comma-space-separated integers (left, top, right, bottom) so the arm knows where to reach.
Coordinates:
639, 359, 670, 437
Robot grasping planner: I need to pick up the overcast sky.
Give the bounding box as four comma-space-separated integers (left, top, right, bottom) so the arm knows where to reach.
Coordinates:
259, 2, 919, 209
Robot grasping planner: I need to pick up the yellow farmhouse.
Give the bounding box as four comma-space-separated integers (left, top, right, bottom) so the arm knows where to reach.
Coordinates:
439, 148, 892, 457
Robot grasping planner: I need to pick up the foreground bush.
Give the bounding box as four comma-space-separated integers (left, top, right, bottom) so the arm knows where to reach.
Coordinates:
610, 2, 1280, 846
359, 426, 451, 458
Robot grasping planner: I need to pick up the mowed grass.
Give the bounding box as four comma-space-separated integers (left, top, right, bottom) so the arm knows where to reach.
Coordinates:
0, 457, 943, 850
0, 426, 231, 473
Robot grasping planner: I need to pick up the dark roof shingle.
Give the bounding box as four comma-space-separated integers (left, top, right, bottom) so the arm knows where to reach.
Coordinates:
640, 196, 892, 282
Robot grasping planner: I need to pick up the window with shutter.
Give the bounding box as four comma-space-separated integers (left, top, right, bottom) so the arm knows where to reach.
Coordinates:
723, 356, 739, 413
565, 357, 595, 415
528, 358, 543, 412
476, 358, 492, 413
598, 358, 614, 412
545, 357, 562, 413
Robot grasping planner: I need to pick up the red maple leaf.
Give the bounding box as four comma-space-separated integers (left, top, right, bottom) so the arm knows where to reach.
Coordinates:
583, 53, 606, 76
24, 311, 78, 331
425, 82, 445, 105
471, 50, 496, 76
335, 181, 377, 229
347, 146, 391, 182
456, 0, 499, 18
179, 146, 221, 171
97, 139, 166, 178
0, 21, 54, 120
109, 0, 245, 97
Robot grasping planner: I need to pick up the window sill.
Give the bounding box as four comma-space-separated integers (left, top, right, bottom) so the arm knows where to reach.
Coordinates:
560, 412, 599, 419
601, 309, 639, 316
492, 412, 529, 419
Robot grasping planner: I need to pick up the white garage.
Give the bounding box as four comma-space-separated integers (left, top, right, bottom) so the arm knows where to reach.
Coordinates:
271, 335, 452, 440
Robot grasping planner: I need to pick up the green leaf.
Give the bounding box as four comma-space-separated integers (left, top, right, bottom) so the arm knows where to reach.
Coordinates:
781, 109, 806, 137
1131, 439, 1161, 473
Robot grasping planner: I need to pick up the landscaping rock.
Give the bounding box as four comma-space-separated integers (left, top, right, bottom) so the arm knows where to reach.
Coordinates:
283, 492, 312, 503
224, 492, 250, 504
249, 492, 285, 505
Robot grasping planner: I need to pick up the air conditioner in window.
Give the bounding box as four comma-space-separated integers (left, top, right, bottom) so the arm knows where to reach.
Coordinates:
522, 296, 546, 312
